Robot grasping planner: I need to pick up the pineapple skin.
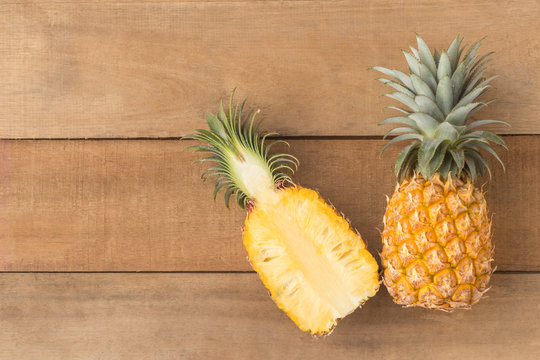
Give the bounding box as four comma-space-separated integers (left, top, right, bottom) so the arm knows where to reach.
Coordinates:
243, 186, 379, 334
381, 174, 493, 309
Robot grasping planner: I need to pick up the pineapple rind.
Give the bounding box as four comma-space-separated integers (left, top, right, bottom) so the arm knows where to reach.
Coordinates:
381, 174, 493, 309
244, 187, 379, 334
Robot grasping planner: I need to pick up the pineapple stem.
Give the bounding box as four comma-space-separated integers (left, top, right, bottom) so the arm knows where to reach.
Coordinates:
184, 90, 299, 209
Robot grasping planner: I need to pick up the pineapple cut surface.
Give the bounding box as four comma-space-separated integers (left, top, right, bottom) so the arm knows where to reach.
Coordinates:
244, 187, 379, 334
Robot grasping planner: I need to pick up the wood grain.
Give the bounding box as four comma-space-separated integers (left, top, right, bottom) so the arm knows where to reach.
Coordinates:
0, 0, 538, 138
0, 137, 537, 272
0, 273, 538, 359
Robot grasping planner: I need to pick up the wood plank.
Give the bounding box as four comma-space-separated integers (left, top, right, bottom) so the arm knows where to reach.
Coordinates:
0, 137, 537, 271
0, 0, 538, 138
0, 273, 538, 359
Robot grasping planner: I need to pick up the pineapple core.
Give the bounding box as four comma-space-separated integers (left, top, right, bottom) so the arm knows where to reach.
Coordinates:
243, 187, 379, 334
229, 148, 276, 204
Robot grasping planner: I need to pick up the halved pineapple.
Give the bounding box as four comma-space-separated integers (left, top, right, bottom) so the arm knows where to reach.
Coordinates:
185, 92, 379, 334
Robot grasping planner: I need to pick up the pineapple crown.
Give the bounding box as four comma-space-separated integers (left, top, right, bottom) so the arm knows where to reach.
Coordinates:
183, 90, 298, 209
373, 34, 509, 182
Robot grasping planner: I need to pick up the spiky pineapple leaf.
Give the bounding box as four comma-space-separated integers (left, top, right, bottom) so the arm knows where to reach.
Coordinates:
436, 75, 453, 115
379, 116, 419, 129
383, 127, 419, 139
381, 133, 423, 155
467, 149, 492, 179
418, 138, 444, 174
447, 35, 462, 71
385, 92, 420, 112
451, 61, 468, 100
419, 63, 438, 92
416, 35, 437, 75
465, 119, 510, 131
437, 51, 452, 81
454, 85, 490, 108
402, 50, 421, 76
408, 113, 439, 137
377, 78, 416, 98
426, 141, 449, 178
449, 148, 465, 173
434, 122, 459, 141
445, 103, 482, 126
411, 74, 435, 100
414, 96, 444, 121
371, 67, 414, 90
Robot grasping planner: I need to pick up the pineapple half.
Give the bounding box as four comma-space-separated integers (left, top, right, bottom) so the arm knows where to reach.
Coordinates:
184, 92, 379, 334
373, 35, 509, 309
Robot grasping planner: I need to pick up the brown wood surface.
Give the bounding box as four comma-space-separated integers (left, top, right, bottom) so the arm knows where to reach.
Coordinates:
0, 273, 538, 360
0, 136, 537, 272
1, 1, 538, 358
0, 0, 538, 138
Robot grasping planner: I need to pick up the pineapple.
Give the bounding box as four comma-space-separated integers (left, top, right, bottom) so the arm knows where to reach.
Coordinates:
373, 35, 509, 309
184, 91, 379, 333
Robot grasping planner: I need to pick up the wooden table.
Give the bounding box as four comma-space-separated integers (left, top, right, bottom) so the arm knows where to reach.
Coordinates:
1, 1, 538, 359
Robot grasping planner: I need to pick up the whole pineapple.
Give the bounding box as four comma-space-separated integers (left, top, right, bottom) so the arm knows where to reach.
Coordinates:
184, 91, 379, 333
373, 35, 508, 309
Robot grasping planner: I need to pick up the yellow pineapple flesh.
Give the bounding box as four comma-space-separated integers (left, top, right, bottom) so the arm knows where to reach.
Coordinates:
381, 175, 492, 309
244, 187, 379, 333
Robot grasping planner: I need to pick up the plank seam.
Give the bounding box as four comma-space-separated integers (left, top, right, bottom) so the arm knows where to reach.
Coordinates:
0, 134, 534, 141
